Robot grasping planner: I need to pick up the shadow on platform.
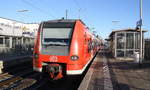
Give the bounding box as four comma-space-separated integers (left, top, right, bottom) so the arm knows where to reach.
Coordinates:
105, 52, 150, 90
105, 52, 150, 70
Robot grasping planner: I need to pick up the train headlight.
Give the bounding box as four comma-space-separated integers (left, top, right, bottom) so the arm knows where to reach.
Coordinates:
34, 53, 39, 59
71, 55, 79, 60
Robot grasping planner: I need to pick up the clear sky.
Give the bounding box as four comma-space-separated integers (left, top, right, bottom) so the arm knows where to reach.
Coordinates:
0, 0, 150, 39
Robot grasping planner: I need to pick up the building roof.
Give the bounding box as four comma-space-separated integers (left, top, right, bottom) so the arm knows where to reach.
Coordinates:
0, 17, 26, 24
109, 28, 147, 37
0, 17, 38, 24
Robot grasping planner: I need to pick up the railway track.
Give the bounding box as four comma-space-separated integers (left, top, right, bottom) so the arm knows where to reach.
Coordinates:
26, 75, 82, 90
0, 59, 41, 90
27, 55, 97, 90
0, 67, 34, 89
0, 65, 90, 90
0, 61, 32, 82
6, 72, 40, 90
0, 54, 97, 90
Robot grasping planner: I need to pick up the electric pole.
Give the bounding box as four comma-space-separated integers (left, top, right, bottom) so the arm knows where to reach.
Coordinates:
139, 0, 143, 67
66, 10, 68, 19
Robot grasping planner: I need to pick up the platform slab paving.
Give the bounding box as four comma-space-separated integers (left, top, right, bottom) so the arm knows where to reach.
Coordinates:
0, 55, 32, 73
87, 53, 105, 90
107, 54, 150, 90
86, 53, 150, 90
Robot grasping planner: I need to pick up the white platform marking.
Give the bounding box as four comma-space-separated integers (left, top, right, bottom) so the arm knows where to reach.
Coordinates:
103, 56, 113, 90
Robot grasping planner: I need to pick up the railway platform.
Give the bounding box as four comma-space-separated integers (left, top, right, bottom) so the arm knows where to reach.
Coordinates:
0, 55, 32, 74
78, 52, 150, 90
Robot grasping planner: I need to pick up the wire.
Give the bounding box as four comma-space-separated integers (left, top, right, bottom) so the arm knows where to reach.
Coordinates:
73, 0, 80, 8
21, 0, 55, 18
40, 0, 57, 15
72, 0, 82, 19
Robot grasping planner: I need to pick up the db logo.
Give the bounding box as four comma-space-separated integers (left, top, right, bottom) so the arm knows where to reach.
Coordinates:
49, 56, 58, 62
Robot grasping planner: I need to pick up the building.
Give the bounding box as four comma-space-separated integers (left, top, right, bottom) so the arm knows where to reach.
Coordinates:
0, 17, 38, 37
108, 28, 146, 59
0, 17, 39, 59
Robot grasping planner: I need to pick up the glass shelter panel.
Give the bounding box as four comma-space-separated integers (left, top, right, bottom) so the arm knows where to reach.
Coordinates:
126, 33, 134, 49
126, 50, 134, 57
117, 50, 124, 57
115, 31, 143, 58
117, 33, 125, 49
135, 33, 140, 49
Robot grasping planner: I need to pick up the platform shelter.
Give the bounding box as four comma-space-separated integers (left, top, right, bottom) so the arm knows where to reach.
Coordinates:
108, 29, 146, 59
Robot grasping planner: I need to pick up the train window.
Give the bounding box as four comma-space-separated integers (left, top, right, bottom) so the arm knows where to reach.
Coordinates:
41, 28, 73, 56
42, 28, 72, 39
41, 21, 75, 55
135, 33, 140, 49
42, 28, 72, 46
84, 32, 87, 44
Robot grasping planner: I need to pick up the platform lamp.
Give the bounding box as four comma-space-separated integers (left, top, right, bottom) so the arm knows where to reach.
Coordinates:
17, 9, 29, 46
17, 9, 29, 36
112, 20, 120, 30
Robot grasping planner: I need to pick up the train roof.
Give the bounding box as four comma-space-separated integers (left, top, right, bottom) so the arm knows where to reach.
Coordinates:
44, 19, 86, 25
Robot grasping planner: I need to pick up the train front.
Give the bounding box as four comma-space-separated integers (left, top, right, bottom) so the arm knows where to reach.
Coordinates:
33, 20, 81, 80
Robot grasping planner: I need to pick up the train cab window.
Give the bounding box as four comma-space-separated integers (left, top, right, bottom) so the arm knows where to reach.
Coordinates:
40, 21, 75, 56
42, 28, 72, 46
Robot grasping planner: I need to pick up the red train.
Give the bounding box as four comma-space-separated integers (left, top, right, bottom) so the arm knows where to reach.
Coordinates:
33, 19, 101, 80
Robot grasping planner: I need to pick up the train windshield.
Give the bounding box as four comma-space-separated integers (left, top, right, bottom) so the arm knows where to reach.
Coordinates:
41, 22, 75, 56
42, 28, 72, 46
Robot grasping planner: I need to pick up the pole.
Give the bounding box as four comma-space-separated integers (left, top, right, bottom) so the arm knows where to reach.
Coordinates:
139, 0, 143, 67
17, 10, 28, 37
112, 21, 120, 30
66, 10, 68, 19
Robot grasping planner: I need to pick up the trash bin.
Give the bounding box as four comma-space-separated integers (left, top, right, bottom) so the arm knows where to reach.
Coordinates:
134, 52, 139, 63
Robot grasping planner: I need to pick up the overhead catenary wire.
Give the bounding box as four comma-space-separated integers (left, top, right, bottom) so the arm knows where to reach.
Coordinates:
72, 0, 95, 33
73, 0, 80, 8
21, 0, 55, 18
40, 0, 57, 15
72, 0, 82, 19
72, 0, 89, 23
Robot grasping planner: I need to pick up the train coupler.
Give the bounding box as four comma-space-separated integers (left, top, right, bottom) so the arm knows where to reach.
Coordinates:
46, 64, 63, 80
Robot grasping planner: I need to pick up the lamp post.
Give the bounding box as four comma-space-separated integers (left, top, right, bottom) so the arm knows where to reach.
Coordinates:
17, 9, 29, 47
139, 0, 143, 67
17, 10, 29, 12
112, 20, 120, 30
66, 9, 68, 19
17, 9, 29, 22
17, 10, 29, 36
